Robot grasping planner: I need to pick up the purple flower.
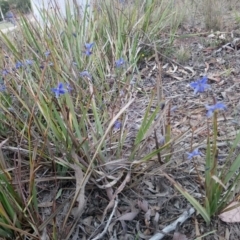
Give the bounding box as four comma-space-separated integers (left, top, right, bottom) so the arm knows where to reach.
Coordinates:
0, 84, 6, 92
115, 58, 125, 68
2, 69, 9, 76
84, 42, 94, 56
45, 51, 51, 57
85, 50, 92, 56
189, 76, 210, 95
205, 102, 226, 117
51, 83, 69, 98
25, 59, 33, 65
15, 61, 23, 69
85, 43, 94, 49
66, 83, 73, 92
114, 120, 122, 130
79, 70, 91, 78
187, 149, 202, 159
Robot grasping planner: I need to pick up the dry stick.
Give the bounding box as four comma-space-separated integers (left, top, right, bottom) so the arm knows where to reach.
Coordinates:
149, 208, 195, 240
154, 129, 163, 165
91, 199, 119, 240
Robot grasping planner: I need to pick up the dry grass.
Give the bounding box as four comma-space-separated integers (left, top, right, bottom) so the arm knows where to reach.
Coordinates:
174, 0, 240, 30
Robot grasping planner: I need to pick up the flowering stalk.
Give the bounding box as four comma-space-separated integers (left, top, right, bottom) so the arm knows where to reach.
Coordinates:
212, 110, 218, 175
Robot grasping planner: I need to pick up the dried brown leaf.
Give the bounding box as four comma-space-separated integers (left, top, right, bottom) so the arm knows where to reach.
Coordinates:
136, 221, 152, 239
95, 170, 124, 189
219, 202, 240, 222
73, 164, 84, 214
38, 202, 53, 208
225, 228, 230, 240
61, 151, 91, 238
101, 171, 131, 222
145, 209, 151, 228
184, 66, 195, 75
154, 212, 160, 225
144, 229, 151, 235
194, 218, 200, 239
211, 175, 227, 190
208, 75, 220, 82
106, 187, 114, 200
117, 210, 139, 221
115, 171, 131, 195
172, 232, 188, 240
205, 62, 210, 72
138, 199, 149, 212
82, 216, 93, 226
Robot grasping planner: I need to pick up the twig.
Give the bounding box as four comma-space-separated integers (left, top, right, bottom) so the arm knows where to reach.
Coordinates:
91, 199, 119, 240
154, 129, 163, 165
149, 208, 195, 240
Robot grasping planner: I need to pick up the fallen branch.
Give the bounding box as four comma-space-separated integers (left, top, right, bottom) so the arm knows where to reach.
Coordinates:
149, 208, 195, 240
91, 198, 119, 240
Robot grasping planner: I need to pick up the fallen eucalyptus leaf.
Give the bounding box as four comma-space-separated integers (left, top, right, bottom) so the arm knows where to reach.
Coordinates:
219, 202, 240, 223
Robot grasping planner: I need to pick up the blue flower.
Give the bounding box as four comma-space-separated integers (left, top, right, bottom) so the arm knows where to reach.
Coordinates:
25, 59, 33, 65
15, 61, 23, 69
114, 120, 122, 130
2, 69, 9, 76
85, 50, 92, 56
205, 102, 226, 117
51, 83, 69, 98
85, 42, 94, 49
189, 76, 210, 95
84, 42, 94, 56
115, 58, 125, 68
66, 83, 73, 92
0, 84, 6, 92
45, 51, 51, 57
79, 70, 91, 78
187, 149, 202, 160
